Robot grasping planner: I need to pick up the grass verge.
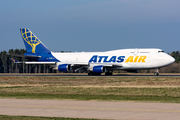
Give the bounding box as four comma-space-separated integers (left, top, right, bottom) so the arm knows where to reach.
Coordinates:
0, 76, 180, 103
0, 87, 180, 103
0, 115, 99, 120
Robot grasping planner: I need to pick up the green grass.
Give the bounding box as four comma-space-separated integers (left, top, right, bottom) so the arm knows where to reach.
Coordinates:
0, 76, 180, 103
0, 115, 99, 120
0, 86, 180, 103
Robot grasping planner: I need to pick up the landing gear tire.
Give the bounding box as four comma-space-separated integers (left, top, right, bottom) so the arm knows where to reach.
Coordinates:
105, 72, 113, 76
154, 68, 159, 76
154, 72, 159, 76
88, 72, 93, 76
94, 73, 101, 76
88, 72, 101, 76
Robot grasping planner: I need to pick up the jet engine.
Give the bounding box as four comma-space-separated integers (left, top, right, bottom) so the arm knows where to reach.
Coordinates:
58, 64, 71, 72
92, 65, 106, 73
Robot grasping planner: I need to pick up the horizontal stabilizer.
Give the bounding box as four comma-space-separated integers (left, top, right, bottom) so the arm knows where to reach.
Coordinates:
10, 58, 21, 63
7, 53, 41, 58
25, 62, 56, 64
10, 58, 56, 64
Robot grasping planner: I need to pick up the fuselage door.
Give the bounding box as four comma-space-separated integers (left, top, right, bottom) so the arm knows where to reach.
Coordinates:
134, 48, 139, 56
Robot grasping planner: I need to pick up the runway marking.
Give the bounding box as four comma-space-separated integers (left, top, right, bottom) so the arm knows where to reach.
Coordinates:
1, 105, 180, 113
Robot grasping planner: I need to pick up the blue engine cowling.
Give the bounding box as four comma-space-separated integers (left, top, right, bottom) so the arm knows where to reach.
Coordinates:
92, 66, 106, 73
58, 64, 71, 72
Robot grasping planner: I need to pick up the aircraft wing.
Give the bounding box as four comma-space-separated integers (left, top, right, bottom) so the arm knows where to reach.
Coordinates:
59, 62, 123, 67
10, 57, 123, 67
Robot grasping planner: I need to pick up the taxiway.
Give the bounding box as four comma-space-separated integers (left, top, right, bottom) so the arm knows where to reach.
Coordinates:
0, 99, 180, 120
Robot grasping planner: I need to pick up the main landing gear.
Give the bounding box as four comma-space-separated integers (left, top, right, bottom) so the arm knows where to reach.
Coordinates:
88, 71, 101, 76
88, 71, 113, 76
154, 68, 159, 76
105, 71, 113, 76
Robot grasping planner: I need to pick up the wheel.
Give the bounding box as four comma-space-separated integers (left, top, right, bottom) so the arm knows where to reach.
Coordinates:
154, 72, 159, 76
88, 72, 93, 76
94, 73, 101, 76
105, 72, 113, 76
88, 72, 101, 76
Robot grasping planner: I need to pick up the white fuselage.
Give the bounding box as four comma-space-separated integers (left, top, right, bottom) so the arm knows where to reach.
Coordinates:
51, 48, 175, 70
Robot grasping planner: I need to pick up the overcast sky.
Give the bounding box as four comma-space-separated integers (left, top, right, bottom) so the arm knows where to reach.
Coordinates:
0, 0, 180, 53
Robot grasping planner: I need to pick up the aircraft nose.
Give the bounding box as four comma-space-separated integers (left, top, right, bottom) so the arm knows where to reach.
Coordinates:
160, 55, 175, 66
169, 56, 175, 63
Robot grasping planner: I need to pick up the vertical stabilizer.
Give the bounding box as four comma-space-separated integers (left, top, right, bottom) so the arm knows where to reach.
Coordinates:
20, 28, 50, 53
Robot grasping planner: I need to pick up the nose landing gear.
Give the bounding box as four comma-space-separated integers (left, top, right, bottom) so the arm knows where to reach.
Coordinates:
154, 68, 159, 76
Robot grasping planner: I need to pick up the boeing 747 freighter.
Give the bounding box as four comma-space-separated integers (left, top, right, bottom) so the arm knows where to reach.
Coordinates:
10, 28, 175, 76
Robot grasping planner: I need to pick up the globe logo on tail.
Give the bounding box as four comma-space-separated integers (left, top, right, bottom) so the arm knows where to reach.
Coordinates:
21, 28, 41, 53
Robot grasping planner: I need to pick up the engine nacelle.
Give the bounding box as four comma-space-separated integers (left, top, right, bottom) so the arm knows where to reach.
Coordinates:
92, 65, 106, 73
58, 64, 71, 72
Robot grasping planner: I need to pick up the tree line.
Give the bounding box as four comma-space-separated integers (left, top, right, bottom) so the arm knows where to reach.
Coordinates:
0, 49, 180, 73
0, 49, 54, 73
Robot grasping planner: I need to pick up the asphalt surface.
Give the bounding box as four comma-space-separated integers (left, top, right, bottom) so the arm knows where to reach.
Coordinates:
1, 73, 180, 77
0, 99, 180, 120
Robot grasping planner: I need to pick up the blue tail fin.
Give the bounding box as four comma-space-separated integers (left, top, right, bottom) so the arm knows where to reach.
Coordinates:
20, 28, 50, 53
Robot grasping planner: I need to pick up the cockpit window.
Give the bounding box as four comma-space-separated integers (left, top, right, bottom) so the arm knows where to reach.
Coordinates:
158, 51, 164, 53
